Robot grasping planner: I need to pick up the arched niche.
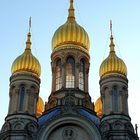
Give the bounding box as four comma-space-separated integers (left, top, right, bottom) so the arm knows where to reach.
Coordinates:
37, 116, 101, 140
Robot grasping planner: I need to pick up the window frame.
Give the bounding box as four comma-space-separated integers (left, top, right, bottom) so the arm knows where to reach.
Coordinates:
66, 57, 75, 88
55, 59, 62, 91
79, 59, 85, 91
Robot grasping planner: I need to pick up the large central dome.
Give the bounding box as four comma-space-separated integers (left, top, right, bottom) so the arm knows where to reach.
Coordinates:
52, 0, 90, 53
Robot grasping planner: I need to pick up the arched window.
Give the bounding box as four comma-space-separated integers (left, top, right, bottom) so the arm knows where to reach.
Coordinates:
66, 57, 75, 88
56, 59, 62, 90
79, 59, 85, 90
19, 85, 25, 111
112, 86, 118, 112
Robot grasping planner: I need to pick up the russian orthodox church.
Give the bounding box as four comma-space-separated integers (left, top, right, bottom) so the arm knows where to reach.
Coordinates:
0, 0, 139, 139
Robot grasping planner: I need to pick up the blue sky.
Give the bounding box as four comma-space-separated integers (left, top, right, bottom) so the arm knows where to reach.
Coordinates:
0, 0, 140, 135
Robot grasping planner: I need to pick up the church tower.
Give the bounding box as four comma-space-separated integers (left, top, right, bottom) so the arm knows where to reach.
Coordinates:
36, 1, 102, 139
99, 21, 138, 139
46, 0, 92, 111
0, 19, 41, 139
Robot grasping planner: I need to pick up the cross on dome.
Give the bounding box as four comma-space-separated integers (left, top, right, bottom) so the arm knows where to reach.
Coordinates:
109, 20, 115, 53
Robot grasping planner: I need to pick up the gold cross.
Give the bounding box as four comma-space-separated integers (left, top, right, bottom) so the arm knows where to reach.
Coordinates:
110, 20, 112, 35
29, 16, 31, 32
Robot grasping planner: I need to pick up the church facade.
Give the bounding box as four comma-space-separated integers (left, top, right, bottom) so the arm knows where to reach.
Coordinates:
0, 0, 139, 140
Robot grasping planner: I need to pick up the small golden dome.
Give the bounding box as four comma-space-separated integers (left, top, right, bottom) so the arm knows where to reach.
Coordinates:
95, 97, 103, 118
11, 32, 41, 77
36, 97, 44, 118
99, 21, 127, 79
52, 0, 90, 53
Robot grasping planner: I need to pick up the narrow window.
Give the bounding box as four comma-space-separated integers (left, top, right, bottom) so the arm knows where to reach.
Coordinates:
112, 86, 118, 112
56, 59, 62, 90
79, 59, 85, 90
66, 57, 75, 88
19, 85, 25, 111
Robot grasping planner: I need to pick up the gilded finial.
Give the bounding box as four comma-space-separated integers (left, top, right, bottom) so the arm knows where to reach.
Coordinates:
26, 17, 32, 50
109, 20, 115, 54
68, 0, 75, 21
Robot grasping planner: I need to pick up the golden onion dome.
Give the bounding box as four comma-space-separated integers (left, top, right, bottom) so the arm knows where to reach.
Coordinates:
99, 21, 127, 79
95, 97, 103, 118
36, 97, 45, 118
52, 0, 90, 53
11, 32, 41, 77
